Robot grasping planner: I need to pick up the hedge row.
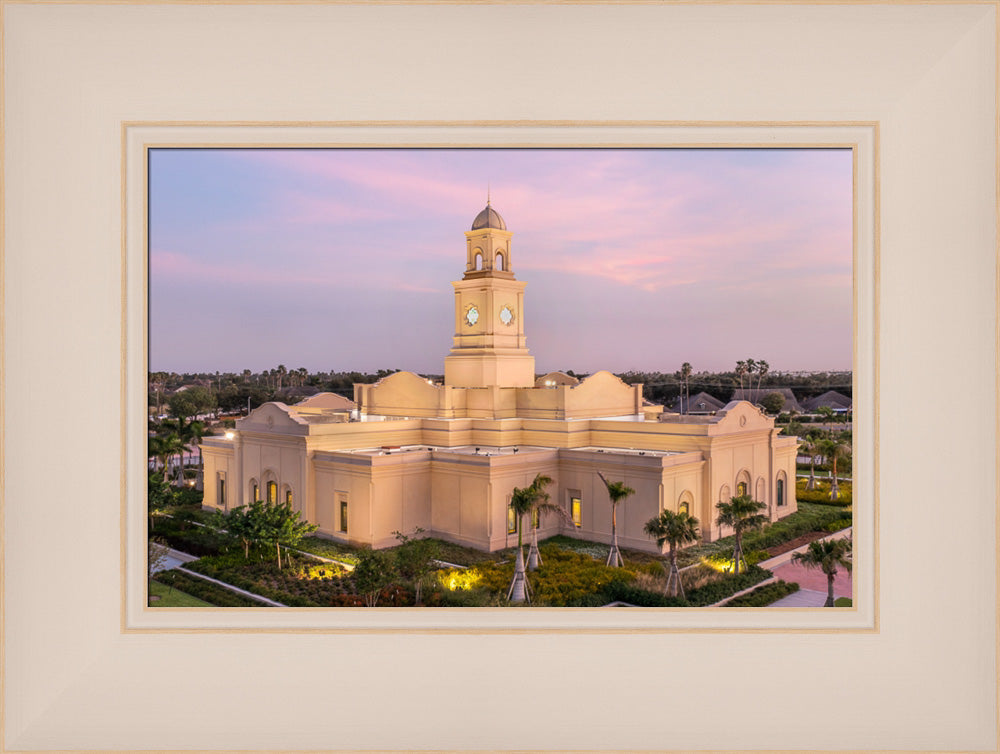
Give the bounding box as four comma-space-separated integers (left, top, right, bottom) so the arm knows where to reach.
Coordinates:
602, 566, 771, 607
742, 505, 849, 552
722, 580, 799, 607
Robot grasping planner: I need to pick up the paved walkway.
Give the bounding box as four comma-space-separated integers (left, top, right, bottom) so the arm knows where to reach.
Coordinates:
769, 588, 831, 607
152, 547, 199, 573
769, 558, 852, 600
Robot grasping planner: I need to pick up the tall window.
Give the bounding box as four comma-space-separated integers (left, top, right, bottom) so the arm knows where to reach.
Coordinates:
736, 481, 748, 497
340, 500, 348, 533
267, 481, 278, 503
507, 502, 517, 534
218, 475, 226, 507
532, 508, 540, 529
251, 481, 259, 502
679, 501, 689, 516
285, 489, 293, 505
776, 478, 785, 507
570, 495, 582, 528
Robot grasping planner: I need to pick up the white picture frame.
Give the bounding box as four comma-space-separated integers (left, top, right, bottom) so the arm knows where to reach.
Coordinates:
3, 2, 996, 751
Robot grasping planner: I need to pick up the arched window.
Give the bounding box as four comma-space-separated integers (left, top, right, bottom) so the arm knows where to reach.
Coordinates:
736, 481, 748, 497
250, 480, 259, 502
267, 481, 277, 503
719, 484, 731, 503
776, 473, 787, 507
474, 251, 483, 270
507, 502, 517, 534
495, 252, 505, 271
285, 488, 293, 505
678, 490, 694, 517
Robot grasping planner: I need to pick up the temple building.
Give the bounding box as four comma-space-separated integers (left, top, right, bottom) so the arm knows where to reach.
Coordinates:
200, 203, 799, 554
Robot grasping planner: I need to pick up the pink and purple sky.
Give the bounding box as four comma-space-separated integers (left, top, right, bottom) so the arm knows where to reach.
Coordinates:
149, 148, 852, 375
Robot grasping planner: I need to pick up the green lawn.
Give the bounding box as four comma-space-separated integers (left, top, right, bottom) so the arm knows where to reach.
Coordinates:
148, 580, 213, 607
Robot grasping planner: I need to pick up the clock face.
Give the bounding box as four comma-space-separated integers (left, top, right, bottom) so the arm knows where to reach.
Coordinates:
499, 305, 514, 326
464, 304, 479, 326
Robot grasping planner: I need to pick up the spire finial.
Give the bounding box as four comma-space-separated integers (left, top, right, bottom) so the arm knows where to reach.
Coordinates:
487, 182, 491, 206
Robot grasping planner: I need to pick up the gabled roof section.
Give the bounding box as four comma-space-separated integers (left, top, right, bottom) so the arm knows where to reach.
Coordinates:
801, 390, 852, 411
730, 387, 804, 413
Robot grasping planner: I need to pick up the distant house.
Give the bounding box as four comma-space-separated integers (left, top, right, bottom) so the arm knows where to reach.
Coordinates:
730, 388, 804, 414
672, 391, 726, 415
801, 390, 852, 413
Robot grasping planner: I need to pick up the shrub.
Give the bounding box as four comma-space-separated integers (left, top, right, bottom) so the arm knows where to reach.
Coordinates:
722, 580, 799, 607
824, 518, 852, 532
601, 566, 771, 607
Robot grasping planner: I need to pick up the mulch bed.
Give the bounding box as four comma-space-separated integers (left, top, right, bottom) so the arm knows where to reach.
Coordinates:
765, 530, 830, 558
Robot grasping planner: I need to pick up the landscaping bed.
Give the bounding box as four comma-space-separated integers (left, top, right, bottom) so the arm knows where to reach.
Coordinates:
183, 551, 411, 607
152, 570, 262, 607
722, 580, 799, 607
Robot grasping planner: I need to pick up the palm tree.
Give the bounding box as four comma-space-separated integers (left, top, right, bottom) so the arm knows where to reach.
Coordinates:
801, 432, 822, 491
820, 436, 850, 500
596, 471, 635, 568
520, 474, 570, 571
756, 359, 769, 394
680, 362, 692, 413
714, 494, 768, 575
505, 481, 539, 603
792, 537, 852, 606
735, 360, 748, 392
148, 430, 183, 484
643, 509, 700, 598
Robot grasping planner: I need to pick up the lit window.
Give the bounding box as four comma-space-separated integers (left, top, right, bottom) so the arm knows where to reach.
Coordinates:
736, 481, 748, 497
251, 482, 259, 502
570, 496, 582, 528
285, 489, 293, 505
507, 503, 517, 534
776, 478, 785, 507
267, 481, 277, 503
679, 501, 689, 516
340, 500, 348, 533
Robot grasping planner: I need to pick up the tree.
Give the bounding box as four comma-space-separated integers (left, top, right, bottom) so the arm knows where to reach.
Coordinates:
819, 437, 850, 500
147, 473, 175, 531
216, 499, 317, 568
735, 360, 748, 391
792, 537, 852, 607
679, 362, 693, 413
148, 429, 183, 484
761, 391, 785, 415
714, 494, 768, 575
506, 473, 556, 602
597, 471, 635, 568
801, 432, 822, 491
817, 405, 835, 432
354, 548, 398, 607
519, 474, 568, 571
643, 509, 700, 598
756, 359, 770, 394
393, 528, 439, 606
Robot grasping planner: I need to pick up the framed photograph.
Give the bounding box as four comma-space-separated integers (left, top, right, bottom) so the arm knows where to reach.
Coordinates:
3, 2, 996, 752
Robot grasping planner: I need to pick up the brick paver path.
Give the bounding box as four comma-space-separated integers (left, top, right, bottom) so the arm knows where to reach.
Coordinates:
770, 559, 852, 599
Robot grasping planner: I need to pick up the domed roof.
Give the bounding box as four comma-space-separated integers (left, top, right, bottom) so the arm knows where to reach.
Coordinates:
471, 203, 506, 231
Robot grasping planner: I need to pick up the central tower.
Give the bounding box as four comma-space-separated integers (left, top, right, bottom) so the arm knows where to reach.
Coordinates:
443, 202, 536, 388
